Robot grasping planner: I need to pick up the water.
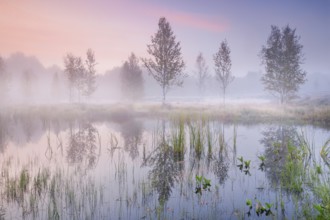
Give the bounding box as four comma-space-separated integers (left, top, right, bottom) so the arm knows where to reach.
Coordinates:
0, 114, 329, 219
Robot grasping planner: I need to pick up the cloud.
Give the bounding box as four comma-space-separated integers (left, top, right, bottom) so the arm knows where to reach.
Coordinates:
144, 6, 228, 33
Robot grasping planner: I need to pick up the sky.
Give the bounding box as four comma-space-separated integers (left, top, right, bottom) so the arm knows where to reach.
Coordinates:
0, 0, 329, 76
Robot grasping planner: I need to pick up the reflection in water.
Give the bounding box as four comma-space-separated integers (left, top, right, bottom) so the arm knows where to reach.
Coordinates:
212, 123, 229, 185
144, 120, 179, 204
0, 116, 8, 153
67, 122, 101, 170
21, 115, 37, 143
1, 115, 329, 219
212, 153, 229, 185
120, 118, 143, 160
260, 125, 299, 186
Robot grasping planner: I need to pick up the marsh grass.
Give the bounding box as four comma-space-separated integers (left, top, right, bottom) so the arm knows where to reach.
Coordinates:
171, 118, 185, 161
3, 103, 330, 128
280, 142, 305, 193
0, 109, 330, 219
320, 139, 330, 166
188, 121, 204, 159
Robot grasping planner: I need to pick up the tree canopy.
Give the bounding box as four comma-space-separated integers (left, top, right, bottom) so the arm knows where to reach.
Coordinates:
214, 40, 234, 104
195, 52, 209, 97
260, 25, 306, 104
121, 53, 144, 100
142, 17, 186, 104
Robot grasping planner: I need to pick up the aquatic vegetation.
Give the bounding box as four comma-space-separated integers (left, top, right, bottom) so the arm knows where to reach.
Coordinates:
0, 114, 329, 219
313, 183, 330, 219
237, 156, 251, 175
188, 120, 205, 158
244, 160, 251, 169
320, 139, 330, 166
280, 142, 305, 193
195, 175, 211, 195
255, 201, 273, 216
171, 119, 185, 161
246, 198, 273, 217
258, 155, 265, 171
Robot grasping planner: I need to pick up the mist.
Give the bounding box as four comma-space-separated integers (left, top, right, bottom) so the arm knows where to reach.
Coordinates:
1, 52, 329, 106
1, 1, 330, 219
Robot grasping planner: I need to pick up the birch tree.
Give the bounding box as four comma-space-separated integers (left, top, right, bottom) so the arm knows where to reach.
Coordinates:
142, 17, 186, 104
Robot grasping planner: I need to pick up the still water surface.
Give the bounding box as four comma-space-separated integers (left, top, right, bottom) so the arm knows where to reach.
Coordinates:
0, 115, 329, 219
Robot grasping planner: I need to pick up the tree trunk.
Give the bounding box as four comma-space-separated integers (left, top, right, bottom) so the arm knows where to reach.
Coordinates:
223, 88, 226, 106
162, 85, 166, 106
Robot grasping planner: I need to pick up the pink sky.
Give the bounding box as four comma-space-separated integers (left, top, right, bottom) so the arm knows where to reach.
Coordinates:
0, 1, 226, 72
1, 0, 329, 76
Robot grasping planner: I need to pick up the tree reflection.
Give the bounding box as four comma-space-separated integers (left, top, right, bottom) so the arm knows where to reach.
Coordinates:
67, 121, 101, 170
120, 119, 143, 160
143, 120, 179, 204
212, 123, 229, 185
260, 125, 299, 186
0, 116, 8, 153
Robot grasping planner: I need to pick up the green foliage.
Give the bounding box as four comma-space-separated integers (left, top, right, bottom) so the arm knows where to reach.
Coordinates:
237, 156, 243, 164
260, 25, 306, 104
195, 175, 211, 195
320, 139, 330, 166
244, 160, 251, 169
256, 201, 273, 216
258, 155, 266, 171
246, 198, 273, 217
142, 17, 186, 103
316, 165, 322, 175
33, 168, 50, 196
237, 156, 251, 175
246, 199, 252, 208
19, 169, 30, 193
313, 183, 330, 219
188, 121, 204, 159
280, 143, 305, 193
258, 155, 265, 162
172, 119, 185, 160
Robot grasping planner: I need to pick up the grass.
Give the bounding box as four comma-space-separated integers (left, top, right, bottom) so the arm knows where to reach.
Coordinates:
0, 106, 330, 219
171, 118, 185, 161
2, 103, 330, 127
320, 139, 330, 166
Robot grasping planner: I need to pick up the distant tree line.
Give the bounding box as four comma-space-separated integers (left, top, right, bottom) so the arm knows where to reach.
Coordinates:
0, 17, 306, 105
64, 49, 97, 102
142, 17, 305, 105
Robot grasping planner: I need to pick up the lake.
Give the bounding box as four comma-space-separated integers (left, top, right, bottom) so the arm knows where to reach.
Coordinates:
0, 113, 329, 219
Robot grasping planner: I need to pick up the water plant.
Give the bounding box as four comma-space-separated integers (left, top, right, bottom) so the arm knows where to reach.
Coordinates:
246, 198, 273, 217
172, 119, 185, 161
256, 201, 273, 216
19, 169, 30, 194
258, 155, 265, 171
280, 142, 305, 193
244, 160, 251, 169
237, 156, 251, 175
246, 199, 252, 216
313, 183, 330, 220
195, 175, 211, 195
320, 139, 330, 166
188, 120, 204, 159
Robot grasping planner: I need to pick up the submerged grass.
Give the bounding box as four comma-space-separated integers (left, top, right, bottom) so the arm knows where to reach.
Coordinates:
171, 118, 185, 161
280, 143, 305, 193
0, 108, 329, 219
